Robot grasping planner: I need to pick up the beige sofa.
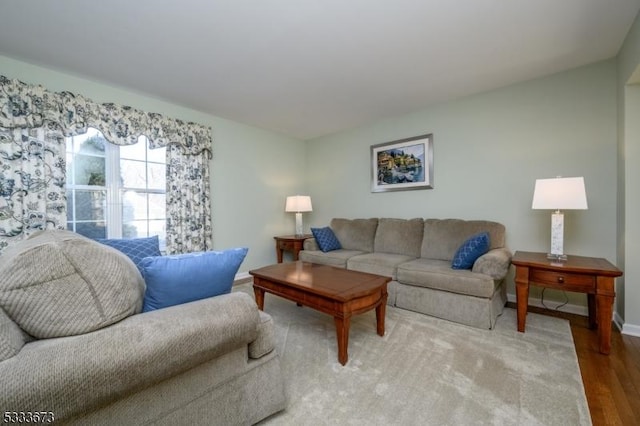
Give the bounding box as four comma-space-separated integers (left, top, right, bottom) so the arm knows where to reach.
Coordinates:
0, 231, 285, 425
300, 218, 512, 329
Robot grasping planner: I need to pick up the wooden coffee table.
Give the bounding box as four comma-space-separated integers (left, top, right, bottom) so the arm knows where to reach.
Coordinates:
249, 261, 390, 365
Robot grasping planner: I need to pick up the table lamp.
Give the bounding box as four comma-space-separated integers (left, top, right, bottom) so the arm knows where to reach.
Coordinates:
532, 176, 588, 260
285, 195, 312, 237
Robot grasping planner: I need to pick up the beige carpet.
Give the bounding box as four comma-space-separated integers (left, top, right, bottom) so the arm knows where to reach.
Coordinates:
234, 284, 591, 425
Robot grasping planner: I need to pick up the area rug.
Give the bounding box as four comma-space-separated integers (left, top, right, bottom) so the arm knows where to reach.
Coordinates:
234, 284, 591, 425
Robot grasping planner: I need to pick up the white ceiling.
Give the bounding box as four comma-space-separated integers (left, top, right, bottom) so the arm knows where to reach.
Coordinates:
1, 0, 639, 140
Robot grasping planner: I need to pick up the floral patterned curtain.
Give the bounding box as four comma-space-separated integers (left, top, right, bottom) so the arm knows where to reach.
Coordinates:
0, 76, 213, 254
0, 127, 66, 253
166, 144, 212, 254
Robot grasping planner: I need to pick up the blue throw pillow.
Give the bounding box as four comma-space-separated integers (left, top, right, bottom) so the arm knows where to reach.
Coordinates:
96, 235, 161, 273
140, 247, 248, 312
311, 227, 342, 252
451, 232, 490, 270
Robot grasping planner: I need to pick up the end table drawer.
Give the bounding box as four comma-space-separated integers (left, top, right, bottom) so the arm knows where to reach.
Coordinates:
279, 241, 294, 250
530, 269, 595, 292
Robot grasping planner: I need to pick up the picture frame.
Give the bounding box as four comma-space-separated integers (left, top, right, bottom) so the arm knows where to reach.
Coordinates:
371, 133, 434, 192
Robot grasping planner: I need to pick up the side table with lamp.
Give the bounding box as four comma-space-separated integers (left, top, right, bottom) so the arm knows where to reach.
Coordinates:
515, 177, 623, 354
274, 195, 313, 263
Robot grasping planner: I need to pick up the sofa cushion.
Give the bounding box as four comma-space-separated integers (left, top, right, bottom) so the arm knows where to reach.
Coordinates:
96, 235, 161, 273
298, 249, 366, 268
451, 232, 490, 269
347, 253, 416, 280
140, 247, 248, 312
311, 227, 342, 252
374, 218, 424, 257
330, 218, 378, 252
396, 258, 499, 298
421, 219, 505, 261
0, 230, 145, 338
0, 307, 26, 361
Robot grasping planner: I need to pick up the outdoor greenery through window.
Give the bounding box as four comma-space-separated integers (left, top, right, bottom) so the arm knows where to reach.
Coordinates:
65, 128, 167, 249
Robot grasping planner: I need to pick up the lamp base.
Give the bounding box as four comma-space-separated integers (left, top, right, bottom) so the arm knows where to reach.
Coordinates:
294, 212, 304, 237
546, 253, 568, 261
549, 211, 565, 260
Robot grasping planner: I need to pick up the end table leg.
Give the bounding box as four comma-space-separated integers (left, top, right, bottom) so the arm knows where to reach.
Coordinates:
334, 316, 351, 365
587, 294, 597, 329
596, 277, 615, 355
253, 286, 265, 310
515, 266, 529, 333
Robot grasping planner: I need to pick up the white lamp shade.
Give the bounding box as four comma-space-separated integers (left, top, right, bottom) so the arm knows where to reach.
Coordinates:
285, 195, 313, 212
531, 177, 588, 210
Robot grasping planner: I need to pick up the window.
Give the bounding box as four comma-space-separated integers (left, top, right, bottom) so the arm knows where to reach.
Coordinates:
66, 128, 167, 249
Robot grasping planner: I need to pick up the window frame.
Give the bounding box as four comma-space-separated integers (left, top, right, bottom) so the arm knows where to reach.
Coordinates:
65, 129, 166, 246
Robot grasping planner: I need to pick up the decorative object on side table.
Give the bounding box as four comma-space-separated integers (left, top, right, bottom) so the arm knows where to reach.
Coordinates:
512, 251, 622, 354
531, 176, 588, 260
273, 234, 312, 263
371, 133, 434, 192
285, 195, 313, 236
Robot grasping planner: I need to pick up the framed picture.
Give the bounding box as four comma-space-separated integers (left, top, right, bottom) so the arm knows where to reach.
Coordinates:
371, 133, 434, 192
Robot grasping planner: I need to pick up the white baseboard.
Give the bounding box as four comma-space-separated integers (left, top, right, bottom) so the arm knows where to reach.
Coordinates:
506, 293, 588, 316
621, 322, 640, 337
613, 311, 625, 332
233, 271, 252, 285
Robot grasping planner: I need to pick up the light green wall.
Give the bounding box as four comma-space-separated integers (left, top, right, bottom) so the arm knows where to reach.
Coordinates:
306, 60, 618, 309
618, 10, 640, 332
0, 55, 306, 272
1, 51, 630, 324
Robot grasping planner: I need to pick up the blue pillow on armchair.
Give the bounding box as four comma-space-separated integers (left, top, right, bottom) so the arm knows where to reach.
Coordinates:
451, 232, 490, 270
140, 247, 248, 312
95, 235, 161, 273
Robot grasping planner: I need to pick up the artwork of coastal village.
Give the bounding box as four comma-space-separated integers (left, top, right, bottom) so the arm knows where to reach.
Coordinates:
376, 143, 425, 185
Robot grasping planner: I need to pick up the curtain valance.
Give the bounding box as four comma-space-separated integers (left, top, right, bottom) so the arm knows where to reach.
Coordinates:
0, 76, 211, 156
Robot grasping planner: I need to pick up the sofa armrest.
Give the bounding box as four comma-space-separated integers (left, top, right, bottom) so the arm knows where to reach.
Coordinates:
0, 292, 261, 421
249, 310, 275, 359
472, 248, 512, 280
303, 238, 319, 251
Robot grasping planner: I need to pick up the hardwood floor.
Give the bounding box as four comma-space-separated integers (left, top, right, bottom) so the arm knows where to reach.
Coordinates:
508, 303, 640, 425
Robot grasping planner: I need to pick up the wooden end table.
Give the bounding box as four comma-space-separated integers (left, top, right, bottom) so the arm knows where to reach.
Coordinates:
273, 234, 312, 263
249, 261, 390, 365
512, 251, 622, 354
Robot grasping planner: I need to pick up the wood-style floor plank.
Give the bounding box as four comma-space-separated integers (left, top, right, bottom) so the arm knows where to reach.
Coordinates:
508, 303, 640, 426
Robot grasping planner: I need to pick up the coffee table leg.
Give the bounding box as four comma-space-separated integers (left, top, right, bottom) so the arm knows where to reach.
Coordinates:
376, 301, 386, 336
334, 315, 351, 365
253, 286, 265, 310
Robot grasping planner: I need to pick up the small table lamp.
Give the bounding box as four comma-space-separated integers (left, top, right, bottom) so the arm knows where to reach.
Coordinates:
532, 176, 588, 260
285, 195, 312, 237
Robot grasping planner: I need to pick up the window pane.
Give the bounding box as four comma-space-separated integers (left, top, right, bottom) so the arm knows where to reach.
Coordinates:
72, 154, 105, 186
148, 193, 165, 220
66, 190, 74, 222
78, 135, 106, 155
147, 163, 166, 190
122, 220, 152, 239
120, 141, 146, 161
122, 190, 148, 220
120, 159, 146, 188
74, 222, 107, 239
147, 146, 165, 164
148, 220, 166, 251
73, 190, 106, 221
122, 221, 145, 239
